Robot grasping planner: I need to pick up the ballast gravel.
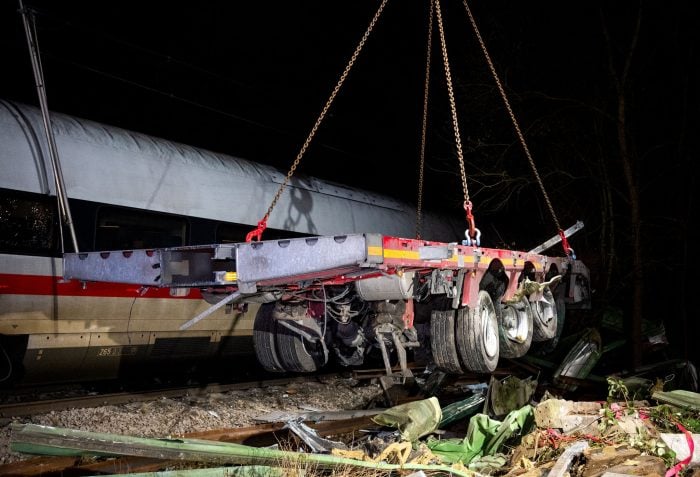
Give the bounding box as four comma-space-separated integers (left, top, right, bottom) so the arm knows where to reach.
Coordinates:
0, 376, 383, 464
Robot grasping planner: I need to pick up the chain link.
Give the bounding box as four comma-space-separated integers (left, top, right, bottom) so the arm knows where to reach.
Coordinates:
415, 0, 435, 240
462, 0, 562, 233
435, 0, 470, 208
261, 0, 390, 225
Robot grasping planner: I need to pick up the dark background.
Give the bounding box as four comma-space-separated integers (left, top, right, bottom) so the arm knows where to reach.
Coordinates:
2, 1, 698, 370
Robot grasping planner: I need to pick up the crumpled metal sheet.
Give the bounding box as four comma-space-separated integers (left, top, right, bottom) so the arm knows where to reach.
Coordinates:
484, 375, 537, 419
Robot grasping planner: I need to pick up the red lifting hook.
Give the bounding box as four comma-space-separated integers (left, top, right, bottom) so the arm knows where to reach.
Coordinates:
558, 229, 573, 257
246, 217, 268, 242
464, 201, 477, 241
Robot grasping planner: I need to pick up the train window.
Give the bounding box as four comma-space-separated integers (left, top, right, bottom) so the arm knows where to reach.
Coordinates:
95, 207, 187, 250
0, 189, 57, 255
216, 223, 309, 243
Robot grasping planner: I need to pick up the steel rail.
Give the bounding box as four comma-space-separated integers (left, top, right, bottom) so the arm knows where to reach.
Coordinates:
0, 374, 341, 418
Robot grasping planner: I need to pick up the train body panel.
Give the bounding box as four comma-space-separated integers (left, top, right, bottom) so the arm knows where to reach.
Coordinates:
0, 100, 457, 240
1, 251, 261, 383
1, 253, 258, 334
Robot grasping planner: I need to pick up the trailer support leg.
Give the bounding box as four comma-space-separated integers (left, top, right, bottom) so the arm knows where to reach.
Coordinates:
179, 291, 244, 330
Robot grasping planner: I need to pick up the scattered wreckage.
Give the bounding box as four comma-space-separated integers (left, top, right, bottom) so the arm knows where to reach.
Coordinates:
4, 368, 700, 477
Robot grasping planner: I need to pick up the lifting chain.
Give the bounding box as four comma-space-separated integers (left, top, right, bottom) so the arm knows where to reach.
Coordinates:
415, 0, 435, 240
461, 0, 571, 256
434, 0, 480, 246
246, 0, 390, 242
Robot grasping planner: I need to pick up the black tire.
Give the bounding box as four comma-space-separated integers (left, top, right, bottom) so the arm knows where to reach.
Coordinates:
276, 317, 327, 373
498, 298, 533, 358
455, 290, 499, 373
252, 303, 286, 373
429, 309, 463, 374
532, 288, 558, 341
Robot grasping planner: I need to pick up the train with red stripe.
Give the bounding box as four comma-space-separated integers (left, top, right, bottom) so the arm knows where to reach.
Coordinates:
0, 99, 464, 386
1, 99, 591, 387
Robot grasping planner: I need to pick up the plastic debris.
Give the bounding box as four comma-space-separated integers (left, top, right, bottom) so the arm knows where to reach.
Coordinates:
371, 396, 442, 442
548, 440, 589, 477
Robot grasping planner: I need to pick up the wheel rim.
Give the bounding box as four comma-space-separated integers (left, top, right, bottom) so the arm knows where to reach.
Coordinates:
502, 306, 528, 343
454, 291, 499, 373
535, 289, 555, 326
481, 300, 498, 359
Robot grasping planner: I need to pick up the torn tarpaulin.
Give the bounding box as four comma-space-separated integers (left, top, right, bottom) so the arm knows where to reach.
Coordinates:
371, 397, 442, 442
427, 404, 534, 466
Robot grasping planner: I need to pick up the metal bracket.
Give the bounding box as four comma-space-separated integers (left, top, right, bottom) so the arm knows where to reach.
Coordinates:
451, 269, 466, 309
430, 269, 455, 297
179, 291, 244, 330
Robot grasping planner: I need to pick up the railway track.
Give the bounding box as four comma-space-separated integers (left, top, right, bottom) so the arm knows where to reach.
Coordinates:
0, 359, 439, 418
0, 358, 529, 418
0, 374, 344, 418
0, 369, 394, 474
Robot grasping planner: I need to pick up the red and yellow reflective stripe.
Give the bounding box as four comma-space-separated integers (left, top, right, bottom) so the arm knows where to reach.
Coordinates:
375, 248, 544, 271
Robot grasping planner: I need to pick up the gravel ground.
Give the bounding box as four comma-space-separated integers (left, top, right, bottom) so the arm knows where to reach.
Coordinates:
0, 376, 383, 464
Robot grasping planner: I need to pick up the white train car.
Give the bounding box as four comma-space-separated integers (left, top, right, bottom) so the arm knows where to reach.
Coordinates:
0, 99, 460, 385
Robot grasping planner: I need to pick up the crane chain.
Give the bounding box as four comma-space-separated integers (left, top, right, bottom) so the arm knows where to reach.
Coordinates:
435, 0, 480, 244
434, 0, 469, 208
461, 0, 563, 234
415, 0, 435, 240
249, 0, 390, 242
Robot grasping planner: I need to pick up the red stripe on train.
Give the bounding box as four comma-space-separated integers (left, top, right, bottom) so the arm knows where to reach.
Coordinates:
0, 273, 202, 299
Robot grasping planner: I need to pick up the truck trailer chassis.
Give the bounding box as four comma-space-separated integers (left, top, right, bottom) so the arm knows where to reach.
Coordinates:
64, 230, 590, 380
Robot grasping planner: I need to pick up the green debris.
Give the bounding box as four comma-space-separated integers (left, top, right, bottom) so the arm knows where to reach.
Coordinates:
652, 390, 700, 412
427, 404, 533, 466
439, 393, 486, 428
101, 466, 286, 477
650, 404, 700, 434
10, 423, 472, 477
483, 374, 537, 419
371, 396, 442, 442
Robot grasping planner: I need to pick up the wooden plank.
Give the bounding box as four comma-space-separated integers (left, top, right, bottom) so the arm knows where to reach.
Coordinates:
66, 456, 180, 474
0, 455, 78, 476
184, 422, 286, 443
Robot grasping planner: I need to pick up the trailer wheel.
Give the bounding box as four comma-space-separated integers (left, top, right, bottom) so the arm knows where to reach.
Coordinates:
498, 298, 533, 358
276, 317, 327, 373
252, 303, 286, 373
455, 290, 499, 373
532, 288, 558, 341
429, 309, 463, 374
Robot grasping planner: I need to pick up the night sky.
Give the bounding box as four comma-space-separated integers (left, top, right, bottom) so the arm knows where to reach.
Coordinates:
2, 1, 698, 367
2, 2, 677, 205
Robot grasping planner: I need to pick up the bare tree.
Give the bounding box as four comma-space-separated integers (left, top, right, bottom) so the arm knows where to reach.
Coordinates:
601, 7, 644, 368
